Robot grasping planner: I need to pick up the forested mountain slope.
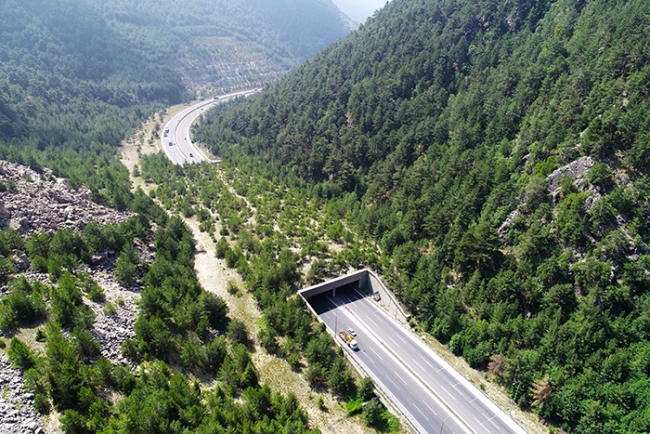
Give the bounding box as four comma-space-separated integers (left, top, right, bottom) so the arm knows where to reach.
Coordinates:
0, 0, 351, 209
196, 0, 650, 431
84, 0, 354, 89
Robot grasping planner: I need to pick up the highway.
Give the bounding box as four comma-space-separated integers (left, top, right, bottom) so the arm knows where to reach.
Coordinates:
308, 287, 527, 434
161, 88, 260, 165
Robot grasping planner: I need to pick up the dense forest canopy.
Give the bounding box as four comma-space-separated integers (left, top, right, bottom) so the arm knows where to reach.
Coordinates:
0, 0, 351, 209
196, 0, 650, 432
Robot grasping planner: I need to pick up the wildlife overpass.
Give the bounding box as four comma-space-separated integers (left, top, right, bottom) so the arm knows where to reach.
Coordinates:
298, 268, 408, 324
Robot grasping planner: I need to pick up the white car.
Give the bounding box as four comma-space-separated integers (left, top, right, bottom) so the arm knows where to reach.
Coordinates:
347, 327, 357, 336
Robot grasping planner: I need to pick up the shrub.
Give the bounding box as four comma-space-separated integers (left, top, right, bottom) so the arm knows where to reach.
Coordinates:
359, 377, 375, 401
7, 337, 36, 370
287, 352, 302, 371
35, 328, 46, 342
226, 319, 249, 345
362, 398, 383, 426
226, 280, 239, 295
31, 255, 49, 273
200, 291, 228, 329
61, 409, 87, 434
34, 393, 51, 415
103, 302, 117, 316
258, 326, 278, 354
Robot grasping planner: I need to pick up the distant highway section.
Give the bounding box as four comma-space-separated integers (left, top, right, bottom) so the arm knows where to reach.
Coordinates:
308, 287, 527, 434
161, 89, 260, 165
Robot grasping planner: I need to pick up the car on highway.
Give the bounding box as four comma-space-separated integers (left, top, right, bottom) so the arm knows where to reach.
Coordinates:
168, 141, 173, 146
189, 153, 193, 157
347, 327, 357, 336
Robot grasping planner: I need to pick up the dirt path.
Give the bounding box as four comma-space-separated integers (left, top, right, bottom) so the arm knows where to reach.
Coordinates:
120, 105, 375, 434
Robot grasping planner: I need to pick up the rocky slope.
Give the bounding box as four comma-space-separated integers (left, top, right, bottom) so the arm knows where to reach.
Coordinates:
0, 355, 42, 434
0, 161, 132, 235
0, 160, 152, 433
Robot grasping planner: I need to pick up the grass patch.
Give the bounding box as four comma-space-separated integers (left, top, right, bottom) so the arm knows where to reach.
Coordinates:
103, 302, 118, 316
346, 396, 363, 415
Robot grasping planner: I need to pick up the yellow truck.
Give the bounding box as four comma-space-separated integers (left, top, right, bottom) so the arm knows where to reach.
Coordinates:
339, 330, 359, 351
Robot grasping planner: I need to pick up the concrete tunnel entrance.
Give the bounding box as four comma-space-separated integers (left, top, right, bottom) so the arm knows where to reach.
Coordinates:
299, 268, 409, 324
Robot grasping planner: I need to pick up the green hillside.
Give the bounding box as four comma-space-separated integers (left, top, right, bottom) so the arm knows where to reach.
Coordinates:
84, 0, 353, 89
196, 0, 650, 431
0, 0, 350, 208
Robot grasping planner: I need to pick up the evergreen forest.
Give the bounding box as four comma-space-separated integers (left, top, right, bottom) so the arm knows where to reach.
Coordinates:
195, 0, 650, 432
0, 1, 370, 433
0, 0, 350, 211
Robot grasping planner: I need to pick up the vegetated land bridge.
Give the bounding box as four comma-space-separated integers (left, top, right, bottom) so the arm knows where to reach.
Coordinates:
298, 268, 408, 324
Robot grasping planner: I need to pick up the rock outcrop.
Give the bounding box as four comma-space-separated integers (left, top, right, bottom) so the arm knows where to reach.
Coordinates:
0, 356, 43, 434
88, 274, 140, 369
0, 199, 10, 219
546, 156, 595, 197
0, 161, 132, 234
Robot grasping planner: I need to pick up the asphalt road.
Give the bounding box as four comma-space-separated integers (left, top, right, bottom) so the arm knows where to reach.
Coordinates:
308, 287, 527, 434
161, 89, 260, 165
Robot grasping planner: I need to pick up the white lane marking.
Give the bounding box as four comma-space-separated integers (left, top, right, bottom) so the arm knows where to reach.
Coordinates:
394, 371, 408, 385
387, 336, 399, 346
357, 292, 528, 434
370, 348, 383, 360
366, 316, 379, 327
413, 404, 429, 421
484, 413, 500, 430
473, 417, 493, 434
412, 359, 424, 371
423, 400, 438, 416
440, 386, 457, 402
324, 294, 472, 434
419, 356, 436, 369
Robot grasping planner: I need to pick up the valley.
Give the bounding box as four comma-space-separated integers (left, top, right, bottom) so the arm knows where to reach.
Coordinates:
2, 0, 650, 433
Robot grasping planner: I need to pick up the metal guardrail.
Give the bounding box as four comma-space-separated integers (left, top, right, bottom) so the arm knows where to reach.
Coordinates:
303, 298, 422, 433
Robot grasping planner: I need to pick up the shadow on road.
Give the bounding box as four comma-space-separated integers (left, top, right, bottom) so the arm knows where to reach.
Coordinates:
306, 284, 366, 315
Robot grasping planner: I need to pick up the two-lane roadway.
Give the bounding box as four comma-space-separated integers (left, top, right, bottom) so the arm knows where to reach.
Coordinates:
161, 88, 260, 165
308, 287, 527, 434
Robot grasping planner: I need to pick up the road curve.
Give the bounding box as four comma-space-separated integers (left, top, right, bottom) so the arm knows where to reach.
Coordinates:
308, 287, 528, 434
161, 88, 260, 165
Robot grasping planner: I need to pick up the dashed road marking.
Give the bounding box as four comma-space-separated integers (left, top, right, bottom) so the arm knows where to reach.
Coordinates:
413, 404, 429, 421
440, 386, 457, 402
484, 413, 500, 430
423, 400, 438, 416
394, 371, 408, 385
